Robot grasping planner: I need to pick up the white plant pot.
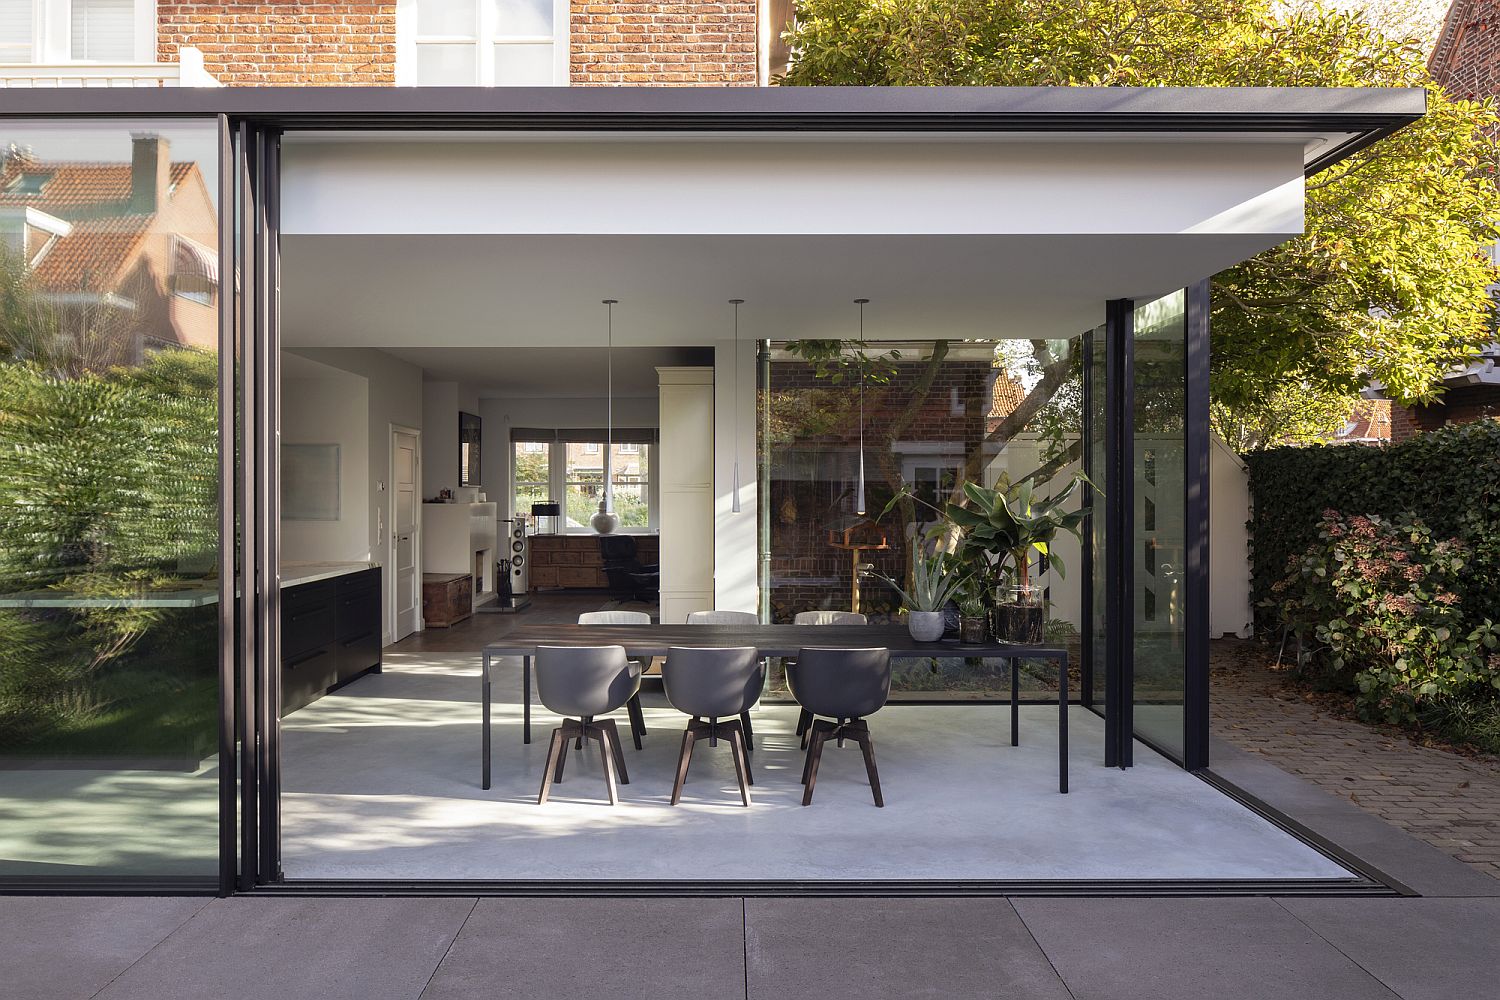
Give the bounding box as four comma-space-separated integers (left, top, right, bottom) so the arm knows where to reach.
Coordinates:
907, 610, 945, 642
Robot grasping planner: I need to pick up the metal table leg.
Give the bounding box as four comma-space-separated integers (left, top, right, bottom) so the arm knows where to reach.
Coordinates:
482, 651, 491, 790
1010, 656, 1019, 747
1059, 653, 1069, 794
523, 655, 531, 744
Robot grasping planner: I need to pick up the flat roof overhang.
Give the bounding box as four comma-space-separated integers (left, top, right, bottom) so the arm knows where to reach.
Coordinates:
0, 85, 1425, 176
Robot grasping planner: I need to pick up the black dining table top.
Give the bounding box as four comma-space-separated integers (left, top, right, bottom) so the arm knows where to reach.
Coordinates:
482, 623, 1067, 660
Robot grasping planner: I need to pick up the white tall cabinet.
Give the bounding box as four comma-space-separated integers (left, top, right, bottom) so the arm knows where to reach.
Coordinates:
656, 367, 715, 623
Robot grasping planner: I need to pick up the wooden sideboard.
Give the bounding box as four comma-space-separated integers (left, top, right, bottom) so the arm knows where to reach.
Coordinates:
529, 534, 659, 590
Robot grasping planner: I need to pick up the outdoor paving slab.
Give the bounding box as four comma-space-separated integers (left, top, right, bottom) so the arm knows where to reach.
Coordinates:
745, 897, 1071, 1000
0, 895, 208, 1000
93, 897, 475, 1000
1208, 737, 1500, 897
1013, 897, 1399, 1000
419, 897, 744, 1000
1277, 897, 1500, 1000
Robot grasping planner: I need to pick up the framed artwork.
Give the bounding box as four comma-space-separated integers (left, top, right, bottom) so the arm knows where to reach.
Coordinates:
283, 443, 341, 520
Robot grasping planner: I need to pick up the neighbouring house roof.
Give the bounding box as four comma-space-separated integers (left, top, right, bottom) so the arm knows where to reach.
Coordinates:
988, 369, 1027, 420
0, 156, 195, 216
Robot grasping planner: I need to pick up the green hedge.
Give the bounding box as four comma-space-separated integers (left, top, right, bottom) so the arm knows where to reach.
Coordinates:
1246, 420, 1500, 635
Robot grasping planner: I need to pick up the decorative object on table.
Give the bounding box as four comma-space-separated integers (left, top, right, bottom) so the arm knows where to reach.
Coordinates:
458, 410, 482, 486
591, 298, 622, 535
282, 443, 340, 520
955, 584, 989, 644
874, 546, 966, 643
944, 474, 1091, 644
530, 501, 561, 536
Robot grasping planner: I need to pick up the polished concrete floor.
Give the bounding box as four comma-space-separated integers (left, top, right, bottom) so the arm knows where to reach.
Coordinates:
279, 650, 1352, 882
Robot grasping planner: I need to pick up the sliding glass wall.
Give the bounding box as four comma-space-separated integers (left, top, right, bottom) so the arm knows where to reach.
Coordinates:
0, 120, 222, 880
762, 336, 1088, 701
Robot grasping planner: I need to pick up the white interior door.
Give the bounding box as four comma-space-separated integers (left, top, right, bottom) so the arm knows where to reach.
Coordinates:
391, 427, 421, 642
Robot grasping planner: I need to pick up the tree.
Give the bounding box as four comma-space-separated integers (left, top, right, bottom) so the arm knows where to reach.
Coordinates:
779, 0, 1500, 425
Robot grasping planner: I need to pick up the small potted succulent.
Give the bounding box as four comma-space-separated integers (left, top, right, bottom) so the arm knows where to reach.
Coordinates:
954, 581, 990, 644
876, 547, 966, 642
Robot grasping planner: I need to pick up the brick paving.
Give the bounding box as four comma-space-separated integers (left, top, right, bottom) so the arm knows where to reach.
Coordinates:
1211, 638, 1500, 881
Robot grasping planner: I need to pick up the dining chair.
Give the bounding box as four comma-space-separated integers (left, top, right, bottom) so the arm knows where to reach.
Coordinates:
534, 645, 641, 806
577, 610, 651, 747
684, 609, 762, 749
661, 646, 761, 806
789, 611, 868, 747
789, 646, 891, 807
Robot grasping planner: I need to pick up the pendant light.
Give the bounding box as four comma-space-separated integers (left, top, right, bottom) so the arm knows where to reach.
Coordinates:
854, 298, 869, 517
729, 298, 744, 514
591, 299, 621, 535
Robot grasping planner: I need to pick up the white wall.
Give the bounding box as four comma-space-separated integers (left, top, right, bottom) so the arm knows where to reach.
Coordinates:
281, 374, 370, 563
285, 347, 424, 570
421, 380, 484, 498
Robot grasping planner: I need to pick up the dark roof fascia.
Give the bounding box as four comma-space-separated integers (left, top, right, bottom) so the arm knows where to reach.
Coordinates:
0, 85, 1425, 176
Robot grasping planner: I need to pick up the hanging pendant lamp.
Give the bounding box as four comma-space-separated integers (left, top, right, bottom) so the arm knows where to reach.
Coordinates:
854, 298, 869, 517
730, 298, 744, 514
591, 299, 621, 535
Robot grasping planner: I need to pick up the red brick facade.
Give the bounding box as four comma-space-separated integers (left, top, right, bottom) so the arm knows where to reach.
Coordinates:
1391, 389, 1500, 442
158, 3, 397, 86
570, 2, 758, 85
1430, 0, 1500, 106
154, 1, 757, 86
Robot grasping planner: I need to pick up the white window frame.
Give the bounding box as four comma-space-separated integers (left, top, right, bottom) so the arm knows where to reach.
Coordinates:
513, 438, 656, 534
395, 0, 569, 86
15, 0, 156, 64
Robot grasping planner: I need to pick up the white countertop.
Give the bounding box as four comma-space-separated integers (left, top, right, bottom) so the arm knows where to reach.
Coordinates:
281, 561, 379, 588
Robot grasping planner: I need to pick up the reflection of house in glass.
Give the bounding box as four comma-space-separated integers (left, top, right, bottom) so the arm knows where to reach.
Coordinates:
0, 134, 218, 365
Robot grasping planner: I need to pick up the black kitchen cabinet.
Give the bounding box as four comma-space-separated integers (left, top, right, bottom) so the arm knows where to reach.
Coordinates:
281, 567, 382, 715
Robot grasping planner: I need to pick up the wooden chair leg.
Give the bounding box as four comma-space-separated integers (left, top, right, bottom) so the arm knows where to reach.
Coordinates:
853, 721, 884, 807
596, 724, 619, 806
727, 724, 752, 807
626, 693, 646, 749
537, 727, 565, 804
670, 726, 697, 805
740, 709, 755, 753
554, 719, 577, 784
796, 707, 812, 744
600, 718, 630, 785
802, 726, 828, 806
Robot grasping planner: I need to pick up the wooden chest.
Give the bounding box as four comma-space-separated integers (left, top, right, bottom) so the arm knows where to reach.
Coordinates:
422, 572, 472, 627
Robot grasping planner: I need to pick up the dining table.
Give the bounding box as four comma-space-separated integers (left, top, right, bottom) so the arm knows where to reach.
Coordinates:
481, 623, 1071, 792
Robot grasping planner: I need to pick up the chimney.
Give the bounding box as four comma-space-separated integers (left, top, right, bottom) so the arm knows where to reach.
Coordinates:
129, 133, 170, 215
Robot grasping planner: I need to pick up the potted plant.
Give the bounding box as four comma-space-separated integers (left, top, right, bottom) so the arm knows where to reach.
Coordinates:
953, 579, 990, 644
876, 547, 967, 642
945, 475, 1090, 644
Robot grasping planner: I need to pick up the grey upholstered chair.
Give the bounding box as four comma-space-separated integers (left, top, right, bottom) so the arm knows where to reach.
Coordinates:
788, 611, 868, 747
661, 646, 761, 807
534, 644, 641, 806
790, 647, 891, 807
577, 610, 651, 748
684, 609, 762, 750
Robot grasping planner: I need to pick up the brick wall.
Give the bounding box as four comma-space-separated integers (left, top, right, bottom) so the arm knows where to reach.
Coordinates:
158, 2, 396, 86
1430, 0, 1499, 107
1390, 387, 1500, 442
570, 1, 758, 85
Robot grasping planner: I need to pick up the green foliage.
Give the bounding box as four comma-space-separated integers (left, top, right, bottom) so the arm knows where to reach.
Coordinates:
1270, 510, 1500, 723
1245, 420, 1500, 634
875, 545, 968, 612
780, 0, 1500, 415
945, 474, 1089, 593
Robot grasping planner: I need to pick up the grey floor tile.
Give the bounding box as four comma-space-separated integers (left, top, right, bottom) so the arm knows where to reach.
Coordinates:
95, 897, 475, 1000
1014, 897, 1399, 1000
0, 895, 208, 1000
419, 897, 744, 1000
1278, 897, 1500, 1000
745, 897, 1071, 1000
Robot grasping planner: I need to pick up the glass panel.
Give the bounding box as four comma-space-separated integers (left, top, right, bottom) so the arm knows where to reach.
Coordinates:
71, 0, 135, 62
0, 121, 221, 878
1087, 324, 1107, 710
494, 42, 555, 85
763, 337, 1087, 701
512, 441, 549, 519
562, 442, 651, 531
417, 0, 478, 36
416, 43, 478, 85
1131, 291, 1187, 756
494, 0, 553, 36
0, 0, 33, 62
